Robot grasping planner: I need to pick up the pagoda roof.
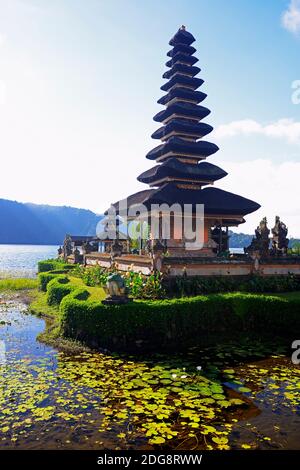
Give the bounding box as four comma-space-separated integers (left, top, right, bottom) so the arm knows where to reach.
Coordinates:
169, 28, 196, 46
167, 44, 196, 57
151, 120, 213, 140
137, 159, 227, 185
163, 64, 200, 79
145, 185, 261, 216
105, 189, 154, 215
166, 53, 198, 67
153, 102, 210, 123
158, 88, 207, 106
110, 185, 260, 217
161, 75, 203, 92
146, 136, 219, 161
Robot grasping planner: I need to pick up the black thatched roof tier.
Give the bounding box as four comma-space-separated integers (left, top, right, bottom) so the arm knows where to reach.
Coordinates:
169, 27, 196, 46
153, 102, 210, 123
158, 88, 206, 106
146, 136, 219, 161
105, 189, 153, 215
151, 120, 213, 140
161, 75, 203, 92
167, 44, 196, 57
145, 185, 261, 215
166, 53, 198, 67
163, 64, 201, 79
110, 185, 260, 217
137, 159, 227, 185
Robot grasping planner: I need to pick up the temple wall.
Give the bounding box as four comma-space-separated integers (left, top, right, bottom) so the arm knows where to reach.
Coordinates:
166, 263, 252, 277
84, 253, 153, 275
260, 265, 300, 275
83, 252, 300, 278
85, 253, 111, 269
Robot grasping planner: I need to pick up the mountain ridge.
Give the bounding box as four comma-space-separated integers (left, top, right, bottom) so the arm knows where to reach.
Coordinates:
0, 198, 299, 248
0, 198, 101, 245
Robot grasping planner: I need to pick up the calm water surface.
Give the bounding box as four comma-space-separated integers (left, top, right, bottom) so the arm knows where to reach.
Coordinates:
0, 245, 58, 278
0, 297, 300, 450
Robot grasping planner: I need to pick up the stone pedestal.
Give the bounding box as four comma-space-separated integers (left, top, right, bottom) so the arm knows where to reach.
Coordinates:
102, 296, 133, 305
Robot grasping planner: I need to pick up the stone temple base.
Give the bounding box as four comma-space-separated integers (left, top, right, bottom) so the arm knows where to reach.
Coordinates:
102, 296, 133, 305
85, 252, 300, 278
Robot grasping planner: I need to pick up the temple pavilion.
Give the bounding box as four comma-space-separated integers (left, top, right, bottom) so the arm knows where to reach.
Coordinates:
106, 26, 260, 257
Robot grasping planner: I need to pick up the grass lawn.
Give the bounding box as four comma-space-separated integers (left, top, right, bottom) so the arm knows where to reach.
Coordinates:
0, 278, 38, 291
268, 291, 300, 301
30, 290, 60, 317
222, 290, 300, 301
68, 276, 106, 301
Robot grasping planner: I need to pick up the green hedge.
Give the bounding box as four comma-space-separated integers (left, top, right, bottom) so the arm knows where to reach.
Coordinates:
67, 288, 90, 301
59, 292, 300, 351
38, 259, 75, 273
47, 277, 76, 306
38, 271, 68, 292
166, 274, 300, 296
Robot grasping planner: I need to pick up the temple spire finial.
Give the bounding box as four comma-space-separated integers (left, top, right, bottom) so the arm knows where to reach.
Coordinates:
180, 25, 186, 30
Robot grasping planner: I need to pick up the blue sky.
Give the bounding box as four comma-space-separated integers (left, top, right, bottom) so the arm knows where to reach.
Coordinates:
0, 0, 300, 235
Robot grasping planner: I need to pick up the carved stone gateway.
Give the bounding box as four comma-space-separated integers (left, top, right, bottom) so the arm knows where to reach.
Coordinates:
244, 217, 270, 258
63, 235, 73, 260
271, 216, 289, 256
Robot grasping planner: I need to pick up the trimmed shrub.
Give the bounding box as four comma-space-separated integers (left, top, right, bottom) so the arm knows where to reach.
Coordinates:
68, 288, 90, 301
59, 292, 300, 351
38, 268, 77, 292
167, 274, 300, 297
38, 271, 70, 292
47, 276, 76, 306
38, 259, 76, 273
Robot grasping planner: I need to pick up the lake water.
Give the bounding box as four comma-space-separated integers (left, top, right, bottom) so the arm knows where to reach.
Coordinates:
0, 297, 299, 450
230, 248, 244, 254
0, 245, 58, 278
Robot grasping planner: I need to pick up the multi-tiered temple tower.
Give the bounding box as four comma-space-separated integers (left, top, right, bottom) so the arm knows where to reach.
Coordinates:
110, 26, 260, 257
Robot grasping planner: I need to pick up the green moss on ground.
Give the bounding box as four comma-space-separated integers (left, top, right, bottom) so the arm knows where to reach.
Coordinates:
0, 278, 38, 291
29, 289, 60, 318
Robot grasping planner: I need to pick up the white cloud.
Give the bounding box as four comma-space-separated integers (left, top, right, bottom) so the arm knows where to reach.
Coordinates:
218, 159, 300, 237
0, 33, 5, 47
213, 118, 300, 144
0, 80, 6, 105
282, 0, 300, 35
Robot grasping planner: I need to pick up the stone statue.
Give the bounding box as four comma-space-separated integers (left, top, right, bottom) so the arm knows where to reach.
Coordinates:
152, 239, 165, 254
271, 216, 289, 255
111, 239, 123, 258
73, 247, 81, 263
82, 241, 92, 254
57, 246, 63, 257
244, 217, 270, 258
63, 235, 73, 259
102, 273, 131, 305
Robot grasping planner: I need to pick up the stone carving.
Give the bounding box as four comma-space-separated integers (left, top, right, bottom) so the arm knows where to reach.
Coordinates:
82, 241, 92, 254
271, 216, 289, 255
102, 273, 131, 305
63, 235, 73, 259
111, 239, 123, 258
244, 217, 270, 258
73, 247, 81, 264
152, 239, 165, 254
